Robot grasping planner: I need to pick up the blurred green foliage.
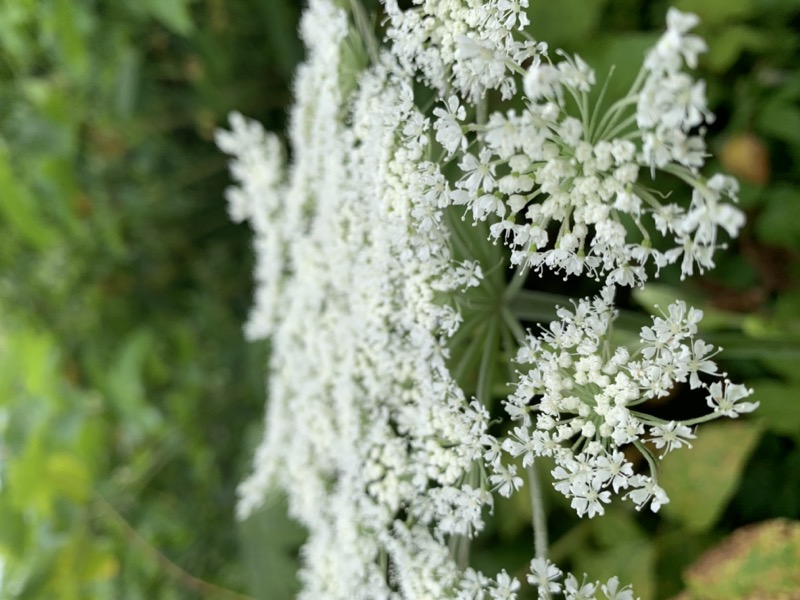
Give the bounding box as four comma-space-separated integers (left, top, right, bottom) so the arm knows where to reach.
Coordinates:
0, 0, 301, 597
0, 0, 798, 599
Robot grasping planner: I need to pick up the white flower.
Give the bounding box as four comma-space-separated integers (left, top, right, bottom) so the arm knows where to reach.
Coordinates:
226, 1, 752, 596
601, 576, 635, 600
490, 570, 521, 600
593, 451, 633, 493
524, 63, 562, 101
497, 0, 530, 31
649, 421, 696, 457
687, 338, 719, 388
645, 8, 707, 73
506, 290, 752, 515
489, 463, 524, 497
564, 573, 598, 600
706, 381, 758, 418
460, 568, 490, 600
570, 477, 612, 518
433, 95, 467, 157
528, 558, 563, 596
625, 475, 670, 512
459, 149, 498, 194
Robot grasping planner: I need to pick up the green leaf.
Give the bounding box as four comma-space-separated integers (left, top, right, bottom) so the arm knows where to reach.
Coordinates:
757, 101, 800, 146
749, 380, 800, 436
674, 0, 756, 24
656, 529, 717, 600
573, 537, 654, 598
17, 329, 59, 399
660, 420, 762, 531
526, 0, 609, 49
238, 494, 305, 600
0, 496, 27, 558
755, 185, 800, 247
705, 333, 800, 360
683, 519, 800, 599
47, 452, 91, 503
0, 146, 56, 249
704, 25, 766, 72
8, 433, 54, 516
104, 330, 164, 444
142, 0, 193, 35
53, 0, 90, 81
0, 1, 35, 68
114, 45, 141, 118
573, 508, 655, 597
16, 552, 58, 600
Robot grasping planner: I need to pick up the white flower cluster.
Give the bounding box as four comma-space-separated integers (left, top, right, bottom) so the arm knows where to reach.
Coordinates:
438, 7, 745, 285
529, 558, 635, 600
215, 113, 286, 340
220, 1, 755, 598
503, 287, 757, 518
384, 0, 545, 101
219, 1, 498, 596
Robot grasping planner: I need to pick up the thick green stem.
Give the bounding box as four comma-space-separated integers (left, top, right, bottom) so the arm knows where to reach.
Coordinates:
527, 461, 549, 560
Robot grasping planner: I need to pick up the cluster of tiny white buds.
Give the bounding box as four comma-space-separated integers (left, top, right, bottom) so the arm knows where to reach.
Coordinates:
502, 287, 757, 516
384, 0, 545, 102
431, 8, 744, 287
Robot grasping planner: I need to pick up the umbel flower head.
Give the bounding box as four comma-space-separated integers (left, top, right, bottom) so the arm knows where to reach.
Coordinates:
219, 1, 754, 598
503, 287, 756, 517
439, 7, 745, 286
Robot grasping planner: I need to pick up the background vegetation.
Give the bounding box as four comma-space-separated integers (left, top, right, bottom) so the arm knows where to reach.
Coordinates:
0, 0, 797, 598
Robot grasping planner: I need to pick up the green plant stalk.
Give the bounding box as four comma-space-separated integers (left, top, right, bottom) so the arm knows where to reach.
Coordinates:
527, 461, 549, 561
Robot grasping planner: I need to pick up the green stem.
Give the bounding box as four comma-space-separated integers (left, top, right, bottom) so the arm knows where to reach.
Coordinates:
477, 96, 488, 127
503, 262, 529, 300
527, 462, 548, 560
349, 0, 379, 65
602, 112, 638, 141
633, 439, 660, 479
94, 491, 255, 600
448, 534, 471, 571
589, 65, 616, 142
680, 412, 723, 427
446, 207, 477, 261
453, 328, 487, 383
476, 319, 499, 405
594, 94, 638, 142
505, 289, 561, 322
501, 307, 527, 345
449, 311, 483, 348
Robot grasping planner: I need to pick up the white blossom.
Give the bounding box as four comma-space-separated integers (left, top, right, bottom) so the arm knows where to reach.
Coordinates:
222, 1, 753, 597
504, 288, 752, 515
437, 8, 744, 286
